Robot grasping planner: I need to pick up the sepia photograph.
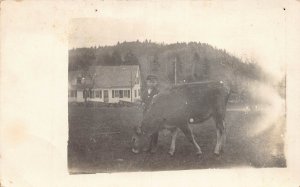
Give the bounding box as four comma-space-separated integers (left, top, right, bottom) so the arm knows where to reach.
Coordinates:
68, 17, 286, 174
2, 1, 300, 186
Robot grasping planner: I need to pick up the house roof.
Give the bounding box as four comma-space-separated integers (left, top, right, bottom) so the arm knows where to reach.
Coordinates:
68, 70, 94, 90
91, 65, 139, 88
68, 65, 139, 89
68, 70, 82, 82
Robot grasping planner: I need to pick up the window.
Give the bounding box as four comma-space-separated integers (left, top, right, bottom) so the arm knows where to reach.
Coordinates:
73, 90, 77, 98
124, 90, 130, 98
112, 90, 129, 98
119, 90, 123, 98
95, 90, 102, 98
104, 90, 108, 99
115, 90, 119, 97
83, 89, 91, 98
77, 77, 82, 84
69, 90, 76, 97
138, 89, 140, 97
83, 90, 87, 98
90, 90, 94, 98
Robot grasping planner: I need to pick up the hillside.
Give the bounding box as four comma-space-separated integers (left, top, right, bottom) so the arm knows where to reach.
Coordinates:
69, 41, 266, 91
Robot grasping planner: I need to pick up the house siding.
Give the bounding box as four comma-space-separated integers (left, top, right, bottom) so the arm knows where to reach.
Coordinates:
68, 65, 142, 103
108, 88, 132, 103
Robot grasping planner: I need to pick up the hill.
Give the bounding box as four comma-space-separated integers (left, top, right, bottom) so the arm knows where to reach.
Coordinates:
69, 41, 267, 92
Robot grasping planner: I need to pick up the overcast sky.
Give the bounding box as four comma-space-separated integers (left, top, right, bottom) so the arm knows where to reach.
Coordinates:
69, 0, 288, 80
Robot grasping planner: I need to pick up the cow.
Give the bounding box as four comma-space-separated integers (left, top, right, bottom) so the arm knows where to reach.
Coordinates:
131, 81, 231, 156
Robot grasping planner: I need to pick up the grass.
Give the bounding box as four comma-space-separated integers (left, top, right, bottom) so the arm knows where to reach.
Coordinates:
68, 104, 286, 174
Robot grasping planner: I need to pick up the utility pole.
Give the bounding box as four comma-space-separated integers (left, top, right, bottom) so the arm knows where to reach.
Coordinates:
130, 70, 133, 102
174, 57, 177, 85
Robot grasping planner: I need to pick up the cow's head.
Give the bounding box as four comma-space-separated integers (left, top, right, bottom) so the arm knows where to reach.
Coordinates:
131, 125, 150, 154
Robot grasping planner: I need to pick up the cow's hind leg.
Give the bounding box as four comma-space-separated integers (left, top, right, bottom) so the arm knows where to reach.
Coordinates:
180, 125, 202, 155
168, 128, 179, 156
214, 117, 226, 155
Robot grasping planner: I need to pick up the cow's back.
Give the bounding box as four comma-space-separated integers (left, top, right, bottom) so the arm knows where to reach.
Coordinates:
182, 82, 230, 120
143, 89, 188, 126
142, 81, 230, 131
168, 81, 230, 122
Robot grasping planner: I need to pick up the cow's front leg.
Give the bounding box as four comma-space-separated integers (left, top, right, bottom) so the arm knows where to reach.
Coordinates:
149, 132, 159, 153
168, 128, 179, 156
180, 125, 202, 155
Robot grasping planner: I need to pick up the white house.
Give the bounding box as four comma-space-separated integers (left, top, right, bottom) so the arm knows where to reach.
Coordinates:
68, 65, 141, 103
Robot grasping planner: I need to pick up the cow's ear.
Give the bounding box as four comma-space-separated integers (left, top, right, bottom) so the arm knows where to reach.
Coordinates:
136, 126, 142, 135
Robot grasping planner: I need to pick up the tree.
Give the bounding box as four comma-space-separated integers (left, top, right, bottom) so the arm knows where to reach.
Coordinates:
123, 51, 139, 65
192, 52, 210, 81
82, 70, 97, 107
103, 53, 112, 65
192, 52, 201, 80
68, 42, 265, 97
111, 50, 122, 65
95, 56, 104, 66
150, 54, 160, 74
168, 54, 183, 84
78, 49, 95, 70
203, 56, 210, 79
173, 54, 183, 74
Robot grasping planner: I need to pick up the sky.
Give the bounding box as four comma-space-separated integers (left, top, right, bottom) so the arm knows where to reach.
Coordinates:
69, 0, 289, 80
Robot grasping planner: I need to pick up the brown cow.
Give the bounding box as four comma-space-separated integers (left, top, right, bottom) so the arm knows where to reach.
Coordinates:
131, 81, 231, 156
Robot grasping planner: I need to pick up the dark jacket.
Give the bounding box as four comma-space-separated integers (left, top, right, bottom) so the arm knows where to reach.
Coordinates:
143, 87, 159, 114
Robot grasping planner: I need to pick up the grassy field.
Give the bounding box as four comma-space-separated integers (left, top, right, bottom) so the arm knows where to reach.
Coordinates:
68, 104, 286, 174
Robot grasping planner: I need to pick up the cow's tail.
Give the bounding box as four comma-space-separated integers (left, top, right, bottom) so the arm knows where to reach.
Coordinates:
226, 87, 232, 105
221, 80, 232, 105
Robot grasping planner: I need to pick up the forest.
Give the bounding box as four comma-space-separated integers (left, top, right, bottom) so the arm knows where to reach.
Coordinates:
69, 40, 269, 92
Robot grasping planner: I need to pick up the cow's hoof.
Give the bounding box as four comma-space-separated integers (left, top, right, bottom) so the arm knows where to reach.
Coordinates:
132, 148, 139, 154
214, 151, 223, 157
214, 149, 224, 156
196, 151, 202, 156
196, 154, 203, 159
168, 151, 175, 157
